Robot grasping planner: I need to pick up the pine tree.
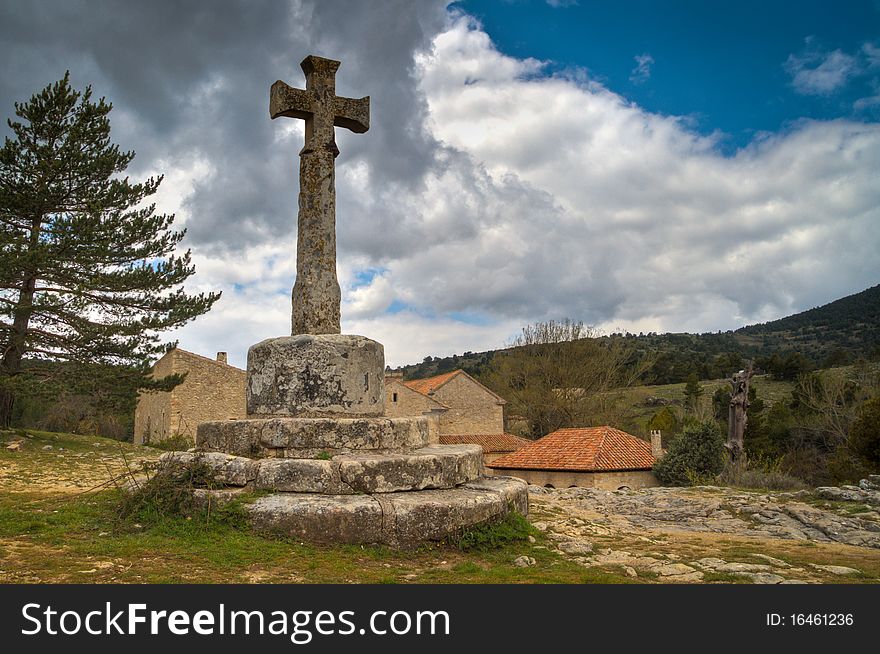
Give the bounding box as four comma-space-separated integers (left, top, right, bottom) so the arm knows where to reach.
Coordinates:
0, 73, 220, 426
683, 373, 704, 410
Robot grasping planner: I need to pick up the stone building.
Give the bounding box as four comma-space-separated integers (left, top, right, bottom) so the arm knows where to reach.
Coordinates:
385, 369, 507, 434
133, 348, 246, 445
384, 369, 529, 466
487, 426, 661, 490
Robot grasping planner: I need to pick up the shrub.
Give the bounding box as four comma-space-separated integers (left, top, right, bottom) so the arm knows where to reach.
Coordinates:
117, 459, 247, 528
647, 406, 679, 435
147, 433, 195, 452
718, 457, 806, 490
849, 396, 880, 468
653, 422, 725, 486
452, 510, 535, 551
826, 447, 874, 485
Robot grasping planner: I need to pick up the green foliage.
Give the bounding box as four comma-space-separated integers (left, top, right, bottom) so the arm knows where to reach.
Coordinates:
452, 510, 535, 551
760, 352, 813, 381
683, 373, 704, 409
315, 450, 332, 461
849, 397, 880, 467
0, 73, 219, 425
147, 433, 195, 452
647, 406, 679, 434
118, 459, 247, 529
712, 386, 731, 422
481, 321, 651, 438
824, 448, 874, 485
653, 422, 725, 486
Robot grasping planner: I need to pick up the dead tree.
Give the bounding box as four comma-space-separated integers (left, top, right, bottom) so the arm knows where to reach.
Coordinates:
726, 362, 754, 462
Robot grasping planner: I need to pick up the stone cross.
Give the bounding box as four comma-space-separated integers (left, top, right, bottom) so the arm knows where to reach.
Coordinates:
270, 55, 370, 335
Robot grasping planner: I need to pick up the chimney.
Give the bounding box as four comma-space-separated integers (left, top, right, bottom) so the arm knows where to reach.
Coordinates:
216, 352, 228, 364
650, 430, 663, 460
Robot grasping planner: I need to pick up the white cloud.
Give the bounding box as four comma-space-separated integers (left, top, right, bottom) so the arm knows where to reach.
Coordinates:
785, 43, 857, 95
630, 53, 654, 84
163, 11, 879, 366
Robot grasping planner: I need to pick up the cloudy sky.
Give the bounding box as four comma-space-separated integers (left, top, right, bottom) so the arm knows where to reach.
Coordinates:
1, 0, 878, 367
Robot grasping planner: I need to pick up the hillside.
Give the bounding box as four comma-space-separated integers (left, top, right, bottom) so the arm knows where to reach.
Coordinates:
396, 284, 880, 383
735, 284, 880, 362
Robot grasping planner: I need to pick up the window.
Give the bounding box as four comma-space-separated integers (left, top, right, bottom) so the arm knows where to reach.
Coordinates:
392, 392, 398, 402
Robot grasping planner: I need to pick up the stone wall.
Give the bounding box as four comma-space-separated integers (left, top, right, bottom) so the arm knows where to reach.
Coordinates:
133, 352, 173, 445
384, 379, 445, 443
431, 373, 505, 435
385, 379, 443, 418
487, 467, 659, 490
134, 349, 247, 445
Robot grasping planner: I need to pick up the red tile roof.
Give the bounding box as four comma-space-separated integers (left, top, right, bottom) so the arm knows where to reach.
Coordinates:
440, 433, 532, 453
487, 426, 655, 472
403, 370, 462, 395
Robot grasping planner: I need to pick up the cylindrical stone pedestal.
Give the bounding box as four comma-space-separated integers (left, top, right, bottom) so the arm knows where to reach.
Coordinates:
247, 334, 385, 417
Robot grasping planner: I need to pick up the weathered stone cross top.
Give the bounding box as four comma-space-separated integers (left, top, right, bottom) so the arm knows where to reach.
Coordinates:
270, 55, 370, 335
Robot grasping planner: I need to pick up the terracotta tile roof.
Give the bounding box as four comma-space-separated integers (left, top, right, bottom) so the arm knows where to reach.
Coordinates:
403, 370, 463, 395
487, 426, 655, 472
439, 433, 532, 453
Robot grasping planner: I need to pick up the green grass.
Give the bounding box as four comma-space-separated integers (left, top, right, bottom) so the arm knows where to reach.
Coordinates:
0, 428, 637, 584
0, 490, 638, 584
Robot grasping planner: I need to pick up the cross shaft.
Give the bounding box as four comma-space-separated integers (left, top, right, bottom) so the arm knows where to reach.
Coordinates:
270, 55, 370, 335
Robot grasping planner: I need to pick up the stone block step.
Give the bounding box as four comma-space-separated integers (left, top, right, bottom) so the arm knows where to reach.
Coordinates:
196, 416, 429, 458
161, 444, 484, 494
193, 476, 529, 547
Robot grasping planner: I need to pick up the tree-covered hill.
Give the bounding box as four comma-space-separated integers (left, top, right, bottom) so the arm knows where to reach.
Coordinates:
395, 284, 880, 384
735, 284, 880, 363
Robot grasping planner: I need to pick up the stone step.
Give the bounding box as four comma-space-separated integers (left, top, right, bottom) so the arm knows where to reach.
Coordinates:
160, 444, 484, 494
193, 476, 529, 547
196, 415, 429, 458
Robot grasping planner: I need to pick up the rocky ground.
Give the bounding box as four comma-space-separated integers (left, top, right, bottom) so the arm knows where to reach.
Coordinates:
527, 476, 880, 584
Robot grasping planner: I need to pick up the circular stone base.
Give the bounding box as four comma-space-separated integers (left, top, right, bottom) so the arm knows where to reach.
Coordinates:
196, 416, 430, 458
247, 334, 385, 417
161, 444, 484, 494
194, 476, 528, 548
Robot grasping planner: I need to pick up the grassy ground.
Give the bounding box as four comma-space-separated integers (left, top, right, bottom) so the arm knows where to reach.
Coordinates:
0, 429, 631, 584
3, 429, 877, 584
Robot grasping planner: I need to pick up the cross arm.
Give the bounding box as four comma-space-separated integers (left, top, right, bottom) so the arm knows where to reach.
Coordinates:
333, 95, 370, 133
270, 80, 312, 120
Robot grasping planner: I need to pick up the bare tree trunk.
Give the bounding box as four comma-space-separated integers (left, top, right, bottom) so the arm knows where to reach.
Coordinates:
0, 386, 13, 428
726, 361, 753, 462
0, 216, 42, 427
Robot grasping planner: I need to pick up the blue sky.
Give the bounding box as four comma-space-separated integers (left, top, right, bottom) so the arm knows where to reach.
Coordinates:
457, 0, 880, 151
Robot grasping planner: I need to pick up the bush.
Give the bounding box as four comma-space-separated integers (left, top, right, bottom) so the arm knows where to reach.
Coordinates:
118, 459, 247, 528
452, 510, 535, 551
653, 422, 725, 486
826, 447, 874, 485
147, 433, 195, 452
849, 396, 880, 468
718, 458, 806, 490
